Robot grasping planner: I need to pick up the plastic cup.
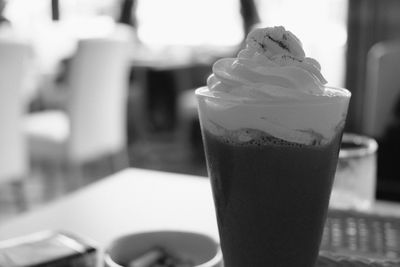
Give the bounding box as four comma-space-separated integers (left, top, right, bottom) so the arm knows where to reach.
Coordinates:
196, 85, 351, 267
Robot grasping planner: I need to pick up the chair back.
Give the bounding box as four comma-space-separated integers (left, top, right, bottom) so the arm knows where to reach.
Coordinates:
363, 40, 400, 139
0, 40, 30, 181
67, 38, 129, 163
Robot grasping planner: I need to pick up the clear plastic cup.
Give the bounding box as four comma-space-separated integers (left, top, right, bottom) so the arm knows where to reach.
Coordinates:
330, 133, 378, 210
196, 85, 351, 267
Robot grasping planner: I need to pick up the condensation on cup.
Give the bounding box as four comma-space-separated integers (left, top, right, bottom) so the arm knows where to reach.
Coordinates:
330, 133, 378, 210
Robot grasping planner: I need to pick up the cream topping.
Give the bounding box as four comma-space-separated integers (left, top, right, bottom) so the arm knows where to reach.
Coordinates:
207, 26, 328, 99
198, 26, 351, 145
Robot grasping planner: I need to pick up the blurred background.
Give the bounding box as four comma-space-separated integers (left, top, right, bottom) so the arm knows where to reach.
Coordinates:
1, 0, 400, 220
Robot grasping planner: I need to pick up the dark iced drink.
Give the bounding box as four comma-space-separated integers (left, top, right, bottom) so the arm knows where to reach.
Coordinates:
196, 26, 351, 267
202, 128, 343, 267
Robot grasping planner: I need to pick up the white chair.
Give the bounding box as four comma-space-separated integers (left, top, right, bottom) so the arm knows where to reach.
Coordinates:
0, 40, 31, 210
362, 40, 400, 139
25, 38, 131, 187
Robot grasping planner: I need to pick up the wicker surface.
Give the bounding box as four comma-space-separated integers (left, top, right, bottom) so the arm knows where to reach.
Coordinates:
317, 209, 400, 266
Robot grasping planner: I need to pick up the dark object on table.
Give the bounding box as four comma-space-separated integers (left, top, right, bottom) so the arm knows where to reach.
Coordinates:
317, 209, 400, 266
0, 231, 97, 267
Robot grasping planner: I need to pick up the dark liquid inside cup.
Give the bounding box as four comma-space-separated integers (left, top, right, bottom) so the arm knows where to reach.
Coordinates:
202, 129, 343, 267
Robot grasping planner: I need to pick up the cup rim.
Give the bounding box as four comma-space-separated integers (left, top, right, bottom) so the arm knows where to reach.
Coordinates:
195, 85, 351, 105
339, 133, 378, 158
104, 230, 223, 267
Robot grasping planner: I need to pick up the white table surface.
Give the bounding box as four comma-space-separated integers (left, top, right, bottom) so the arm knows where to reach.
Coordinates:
1, 167, 400, 251
0, 168, 219, 248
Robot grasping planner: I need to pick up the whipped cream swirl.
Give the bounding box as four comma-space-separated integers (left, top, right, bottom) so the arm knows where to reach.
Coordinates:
207, 26, 328, 101
198, 26, 350, 145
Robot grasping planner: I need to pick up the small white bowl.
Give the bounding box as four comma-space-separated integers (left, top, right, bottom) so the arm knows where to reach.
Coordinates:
104, 231, 222, 267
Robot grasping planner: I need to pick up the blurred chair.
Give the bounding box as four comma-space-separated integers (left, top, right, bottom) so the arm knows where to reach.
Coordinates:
25, 38, 130, 187
0, 40, 31, 210
363, 40, 400, 197
362, 40, 400, 139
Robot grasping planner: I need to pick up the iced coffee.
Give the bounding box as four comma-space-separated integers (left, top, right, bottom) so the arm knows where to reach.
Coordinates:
196, 26, 351, 267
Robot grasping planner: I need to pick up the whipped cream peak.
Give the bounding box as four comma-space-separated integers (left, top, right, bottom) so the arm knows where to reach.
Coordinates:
207, 26, 328, 97
246, 26, 305, 62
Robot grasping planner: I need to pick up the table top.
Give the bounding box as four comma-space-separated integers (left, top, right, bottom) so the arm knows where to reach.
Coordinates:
0, 168, 219, 247
1, 168, 400, 251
